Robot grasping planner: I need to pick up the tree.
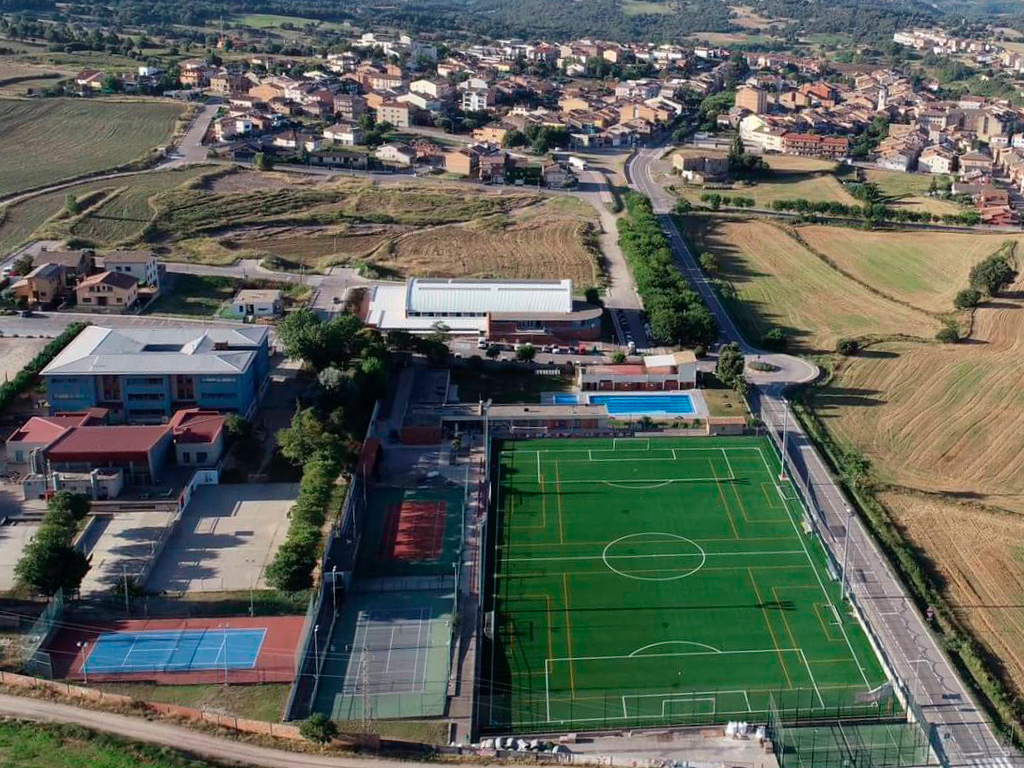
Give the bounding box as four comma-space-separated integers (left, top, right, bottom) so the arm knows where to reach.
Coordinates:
761, 328, 789, 352
64, 193, 80, 215
11, 253, 34, 276
277, 406, 336, 464
47, 491, 90, 522
969, 253, 1017, 295
699, 252, 719, 274
515, 344, 536, 362
953, 287, 981, 309
485, 344, 501, 359
264, 538, 315, 592
254, 152, 274, 171
300, 712, 338, 744
836, 339, 859, 356
935, 325, 960, 343
716, 342, 745, 390
584, 286, 601, 305
675, 198, 692, 214
502, 128, 527, 148
611, 350, 627, 363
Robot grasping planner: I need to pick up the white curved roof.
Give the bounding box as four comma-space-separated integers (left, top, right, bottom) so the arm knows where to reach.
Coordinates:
406, 278, 573, 315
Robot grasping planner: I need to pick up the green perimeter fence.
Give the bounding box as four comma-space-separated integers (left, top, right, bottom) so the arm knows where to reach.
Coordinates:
21, 588, 65, 679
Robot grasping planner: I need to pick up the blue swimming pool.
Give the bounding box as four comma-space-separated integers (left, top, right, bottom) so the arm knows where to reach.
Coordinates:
589, 393, 695, 415
552, 394, 580, 405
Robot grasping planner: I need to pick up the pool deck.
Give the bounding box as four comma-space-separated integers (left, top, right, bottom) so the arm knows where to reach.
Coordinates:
543, 390, 709, 419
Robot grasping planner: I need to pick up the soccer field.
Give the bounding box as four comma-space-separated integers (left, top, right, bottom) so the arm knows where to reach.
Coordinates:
484, 436, 891, 732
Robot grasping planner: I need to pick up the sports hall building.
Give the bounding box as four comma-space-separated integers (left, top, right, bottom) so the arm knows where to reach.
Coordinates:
362, 277, 602, 343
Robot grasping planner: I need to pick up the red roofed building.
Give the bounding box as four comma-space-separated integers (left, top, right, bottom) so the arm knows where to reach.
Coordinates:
781, 132, 849, 159
44, 424, 173, 485
5, 410, 109, 464
576, 352, 698, 391
168, 409, 226, 467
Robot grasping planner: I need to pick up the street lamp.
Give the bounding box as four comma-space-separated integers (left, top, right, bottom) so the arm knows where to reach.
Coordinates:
778, 398, 789, 482
77, 641, 89, 685
332, 566, 338, 616
841, 505, 853, 599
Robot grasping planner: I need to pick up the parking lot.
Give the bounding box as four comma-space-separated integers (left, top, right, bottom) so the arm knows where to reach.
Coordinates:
145, 483, 298, 594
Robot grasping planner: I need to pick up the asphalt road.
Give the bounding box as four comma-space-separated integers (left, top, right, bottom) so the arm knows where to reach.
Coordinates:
627, 143, 1019, 768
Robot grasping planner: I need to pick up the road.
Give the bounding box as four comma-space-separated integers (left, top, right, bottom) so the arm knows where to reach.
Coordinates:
0, 694, 428, 768
628, 143, 1019, 768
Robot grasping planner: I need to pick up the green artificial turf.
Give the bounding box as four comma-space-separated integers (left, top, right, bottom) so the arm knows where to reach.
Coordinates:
485, 436, 890, 732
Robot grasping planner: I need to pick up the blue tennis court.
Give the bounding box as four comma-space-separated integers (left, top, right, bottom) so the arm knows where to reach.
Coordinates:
83, 628, 266, 674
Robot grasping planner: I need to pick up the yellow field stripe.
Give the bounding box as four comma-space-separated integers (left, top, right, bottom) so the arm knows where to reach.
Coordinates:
520, 592, 556, 664
710, 460, 739, 538
562, 572, 576, 697
555, 460, 565, 543
772, 585, 802, 657
748, 567, 792, 689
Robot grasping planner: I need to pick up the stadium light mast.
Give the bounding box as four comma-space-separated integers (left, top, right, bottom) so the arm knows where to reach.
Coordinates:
841, 504, 853, 599
778, 398, 789, 482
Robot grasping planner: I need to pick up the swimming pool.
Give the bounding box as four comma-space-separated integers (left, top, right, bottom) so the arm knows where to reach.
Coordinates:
589, 393, 695, 415
552, 394, 580, 405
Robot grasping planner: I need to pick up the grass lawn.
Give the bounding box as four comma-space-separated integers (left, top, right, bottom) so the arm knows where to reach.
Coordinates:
701, 377, 746, 417
486, 436, 888, 732
0, 98, 185, 199
680, 217, 938, 351
862, 169, 944, 199
798, 227, 1024, 314
67, 167, 212, 246
235, 13, 349, 29
451, 365, 572, 404
0, 719, 225, 768
145, 273, 240, 316
91, 681, 290, 722
622, 0, 674, 14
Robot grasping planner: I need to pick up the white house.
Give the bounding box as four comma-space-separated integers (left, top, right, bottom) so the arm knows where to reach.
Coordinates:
231, 289, 282, 318
102, 250, 159, 290
918, 145, 955, 175
323, 122, 363, 146
374, 143, 417, 167
461, 88, 492, 112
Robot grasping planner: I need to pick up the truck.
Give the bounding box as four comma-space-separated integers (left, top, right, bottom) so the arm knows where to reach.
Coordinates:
568, 155, 587, 172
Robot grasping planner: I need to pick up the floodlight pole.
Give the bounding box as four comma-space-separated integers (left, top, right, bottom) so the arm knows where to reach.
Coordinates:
313, 624, 320, 687
123, 564, 130, 614
78, 641, 89, 685
778, 398, 789, 482
841, 504, 853, 599
332, 566, 338, 616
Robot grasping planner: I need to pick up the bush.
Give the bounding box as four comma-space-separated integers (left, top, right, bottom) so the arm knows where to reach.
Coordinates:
300, 713, 339, 744
515, 344, 536, 362
611, 350, 627, 363
698, 252, 719, 274
760, 328, 789, 352
836, 338, 859, 356
968, 250, 1017, 296
953, 288, 981, 309
935, 325, 960, 344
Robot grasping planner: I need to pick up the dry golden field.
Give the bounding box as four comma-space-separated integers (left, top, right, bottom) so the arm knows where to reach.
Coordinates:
809, 279, 1024, 695
375, 200, 601, 287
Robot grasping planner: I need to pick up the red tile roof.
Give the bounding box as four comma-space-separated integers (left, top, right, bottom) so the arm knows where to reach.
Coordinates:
7, 411, 108, 446
167, 409, 225, 444
46, 425, 170, 460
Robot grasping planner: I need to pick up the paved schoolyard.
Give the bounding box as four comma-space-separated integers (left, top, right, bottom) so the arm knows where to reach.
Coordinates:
79, 511, 177, 596
0, 520, 39, 592
145, 483, 298, 594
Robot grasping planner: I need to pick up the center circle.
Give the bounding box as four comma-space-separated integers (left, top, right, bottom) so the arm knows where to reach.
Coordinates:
601, 532, 706, 582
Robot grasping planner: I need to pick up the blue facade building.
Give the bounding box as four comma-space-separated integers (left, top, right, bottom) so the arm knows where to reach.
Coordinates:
43, 326, 270, 423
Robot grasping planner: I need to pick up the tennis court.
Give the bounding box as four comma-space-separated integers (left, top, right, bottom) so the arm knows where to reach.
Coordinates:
313, 589, 454, 720
484, 436, 892, 733
83, 628, 265, 674
358, 486, 464, 577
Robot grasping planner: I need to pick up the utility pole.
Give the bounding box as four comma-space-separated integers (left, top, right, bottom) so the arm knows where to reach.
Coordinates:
123, 565, 130, 614
332, 566, 338, 616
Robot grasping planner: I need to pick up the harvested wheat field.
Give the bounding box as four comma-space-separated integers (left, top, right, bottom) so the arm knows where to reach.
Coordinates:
797, 228, 1024, 313
879, 491, 1024, 698
684, 218, 938, 350
372, 200, 601, 288
223, 224, 396, 270
810, 279, 1024, 509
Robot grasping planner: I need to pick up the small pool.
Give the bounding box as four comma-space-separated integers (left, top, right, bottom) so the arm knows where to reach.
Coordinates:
589, 393, 695, 415
552, 394, 580, 405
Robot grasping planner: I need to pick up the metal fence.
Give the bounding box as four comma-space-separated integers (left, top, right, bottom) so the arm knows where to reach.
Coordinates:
21, 588, 65, 678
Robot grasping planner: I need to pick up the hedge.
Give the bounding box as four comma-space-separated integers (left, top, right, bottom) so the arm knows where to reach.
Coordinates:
264, 455, 342, 592
0, 322, 86, 414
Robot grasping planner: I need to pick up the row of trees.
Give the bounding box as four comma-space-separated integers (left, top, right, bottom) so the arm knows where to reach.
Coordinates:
769, 197, 981, 226
700, 193, 756, 209
264, 309, 389, 592
617, 192, 717, 347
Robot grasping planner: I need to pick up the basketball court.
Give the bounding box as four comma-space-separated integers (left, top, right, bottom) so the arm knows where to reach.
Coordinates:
484, 436, 892, 733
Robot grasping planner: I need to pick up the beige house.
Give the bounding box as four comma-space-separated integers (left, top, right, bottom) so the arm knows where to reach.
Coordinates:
75, 271, 139, 312
374, 143, 416, 167
103, 250, 159, 291
10, 263, 66, 308
231, 289, 282, 318
377, 101, 411, 128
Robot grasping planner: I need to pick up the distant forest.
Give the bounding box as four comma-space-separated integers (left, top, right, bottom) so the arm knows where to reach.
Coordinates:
0, 0, 955, 45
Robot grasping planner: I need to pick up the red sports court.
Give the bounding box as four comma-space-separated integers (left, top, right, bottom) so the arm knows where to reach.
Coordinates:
49, 615, 303, 685
380, 499, 447, 562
